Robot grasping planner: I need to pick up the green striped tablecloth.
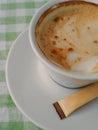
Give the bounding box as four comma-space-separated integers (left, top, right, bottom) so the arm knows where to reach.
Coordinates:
0, 0, 48, 130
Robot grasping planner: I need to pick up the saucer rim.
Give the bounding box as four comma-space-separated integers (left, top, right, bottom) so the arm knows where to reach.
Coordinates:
5, 29, 51, 130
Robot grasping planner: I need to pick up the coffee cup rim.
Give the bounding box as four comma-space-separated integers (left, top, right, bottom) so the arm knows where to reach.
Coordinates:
29, 0, 98, 80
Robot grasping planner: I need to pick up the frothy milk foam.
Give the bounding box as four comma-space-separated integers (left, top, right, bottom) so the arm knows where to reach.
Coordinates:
35, 1, 98, 73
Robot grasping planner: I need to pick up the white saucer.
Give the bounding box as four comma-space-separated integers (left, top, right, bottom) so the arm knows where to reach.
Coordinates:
6, 30, 98, 130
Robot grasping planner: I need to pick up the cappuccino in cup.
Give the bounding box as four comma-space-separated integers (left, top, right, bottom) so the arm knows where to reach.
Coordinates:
35, 1, 98, 73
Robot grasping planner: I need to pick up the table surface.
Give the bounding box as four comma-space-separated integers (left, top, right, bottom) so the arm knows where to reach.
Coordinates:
0, 0, 48, 130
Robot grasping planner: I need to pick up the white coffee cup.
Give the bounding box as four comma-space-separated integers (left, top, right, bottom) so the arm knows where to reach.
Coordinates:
29, 0, 98, 88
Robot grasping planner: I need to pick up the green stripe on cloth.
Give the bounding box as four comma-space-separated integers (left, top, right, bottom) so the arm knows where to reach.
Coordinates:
0, 49, 9, 60
0, 32, 19, 41
0, 16, 32, 24
0, 95, 16, 107
0, 122, 24, 130
0, 1, 48, 10
0, 71, 5, 82
0, 122, 43, 130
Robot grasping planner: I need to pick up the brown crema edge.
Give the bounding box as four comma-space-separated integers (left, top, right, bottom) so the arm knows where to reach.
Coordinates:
35, 0, 98, 32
